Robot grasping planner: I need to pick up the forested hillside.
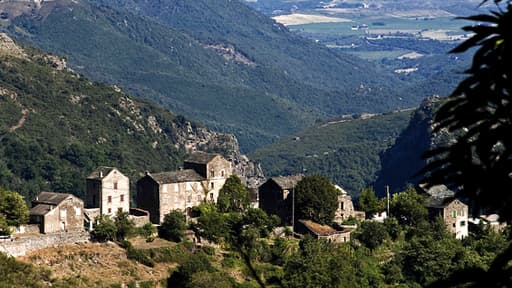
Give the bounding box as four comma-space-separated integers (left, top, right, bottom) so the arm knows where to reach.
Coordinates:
0, 34, 238, 200
250, 110, 412, 196
0, 0, 428, 151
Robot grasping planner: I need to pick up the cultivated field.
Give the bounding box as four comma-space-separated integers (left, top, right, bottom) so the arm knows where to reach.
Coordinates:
272, 13, 352, 25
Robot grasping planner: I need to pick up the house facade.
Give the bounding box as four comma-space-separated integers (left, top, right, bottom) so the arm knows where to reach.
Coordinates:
86, 167, 130, 216
423, 184, 469, 239
428, 197, 469, 239
137, 152, 232, 224
30, 192, 84, 234
333, 185, 356, 224
258, 175, 304, 225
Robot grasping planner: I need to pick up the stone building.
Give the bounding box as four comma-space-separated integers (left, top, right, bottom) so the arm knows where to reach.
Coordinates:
86, 167, 130, 216
258, 175, 304, 225
295, 219, 351, 243
30, 192, 84, 234
334, 185, 356, 224
424, 185, 469, 239
136, 152, 232, 224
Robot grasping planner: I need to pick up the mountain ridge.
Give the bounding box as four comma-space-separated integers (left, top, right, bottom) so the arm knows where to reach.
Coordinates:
0, 33, 263, 200
0, 0, 427, 151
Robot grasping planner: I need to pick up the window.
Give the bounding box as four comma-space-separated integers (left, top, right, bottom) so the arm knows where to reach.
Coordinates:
340, 202, 344, 210
211, 182, 215, 189
210, 193, 214, 200
108, 196, 112, 203
120, 194, 124, 202
113, 182, 118, 190
453, 223, 456, 228
187, 196, 192, 203
210, 170, 215, 178
460, 221, 466, 226
197, 195, 202, 201
108, 208, 112, 214
452, 210, 457, 218
221, 170, 225, 177
461, 210, 465, 216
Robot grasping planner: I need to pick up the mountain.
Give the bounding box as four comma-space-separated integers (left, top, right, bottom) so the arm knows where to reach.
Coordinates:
249, 110, 412, 196
0, 33, 261, 200
372, 97, 450, 196
0, 0, 424, 151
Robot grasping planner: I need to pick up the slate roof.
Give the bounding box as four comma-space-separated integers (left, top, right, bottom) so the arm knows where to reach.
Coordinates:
427, 197, 456, 209
87, 166, 115, 180
33, 192, 73, 206
272, 175, 303, 190
30, 204, 54, 216
30, 192, 79, 216
184, 152, 219, 164
148, 170, 205, 184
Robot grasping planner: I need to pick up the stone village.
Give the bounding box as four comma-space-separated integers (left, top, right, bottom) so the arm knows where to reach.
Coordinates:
0, 151, 483, 257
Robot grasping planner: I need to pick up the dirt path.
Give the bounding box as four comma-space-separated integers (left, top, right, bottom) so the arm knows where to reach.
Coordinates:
8, 108, 28, 132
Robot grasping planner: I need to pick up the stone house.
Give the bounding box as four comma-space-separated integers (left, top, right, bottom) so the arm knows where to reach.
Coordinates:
30, 192, 84, 234
295, 219, 351, 243
86, 167, 130, 217
136, 152, 232, 224
334, 185, 356, 224
258, 175, 304, 225
424, 185, 469, 239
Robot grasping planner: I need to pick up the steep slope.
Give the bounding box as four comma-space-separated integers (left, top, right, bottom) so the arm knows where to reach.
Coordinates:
250, 110, 412, 196
372, 97, 451, 196
0, 0, 421, 151
0, 34, 260, 200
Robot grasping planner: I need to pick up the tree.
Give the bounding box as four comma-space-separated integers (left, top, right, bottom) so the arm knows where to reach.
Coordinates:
217, 175, 250, 213
390, 186, 428, 226
0, 214, 11, 236
357, 187, 383, 218
159, 210, 187, 242
0, 189, 29, 227
356, 221, 389, 252
294, 175, 339, 225
422, 0, 512, 221
91, 215, 117, 242
194, 209, 228, 243
421, 2, 512, 286
114, 211, 135, 241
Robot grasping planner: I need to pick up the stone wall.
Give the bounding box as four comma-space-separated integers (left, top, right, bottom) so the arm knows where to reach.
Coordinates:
0, 231, 90, 257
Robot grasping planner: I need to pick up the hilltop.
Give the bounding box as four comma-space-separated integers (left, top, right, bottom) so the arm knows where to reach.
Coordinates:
0, 0, 425, 151
0, 33, 259, 200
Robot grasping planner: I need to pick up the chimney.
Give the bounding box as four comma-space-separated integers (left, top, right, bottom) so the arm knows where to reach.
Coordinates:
99, 171, 103, 178
145, 171, 150, 176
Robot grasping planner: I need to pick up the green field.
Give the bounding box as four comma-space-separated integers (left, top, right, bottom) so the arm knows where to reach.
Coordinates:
289, 16, 469, 36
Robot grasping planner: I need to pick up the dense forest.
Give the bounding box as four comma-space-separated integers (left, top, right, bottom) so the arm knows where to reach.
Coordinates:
0, 0, 434, 151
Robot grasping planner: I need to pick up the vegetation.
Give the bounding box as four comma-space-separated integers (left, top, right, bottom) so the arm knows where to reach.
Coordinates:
250, 111, 412, 196
295, 175, 339, 225
0, 189, 29, 230
91, 215, 117, 242
2, 0, 428, 151
422, 0, 512, 286
357, 187, 383, 217
0, 39, 236, 200
158, 211, 187, 243
217, 175, 250, 213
